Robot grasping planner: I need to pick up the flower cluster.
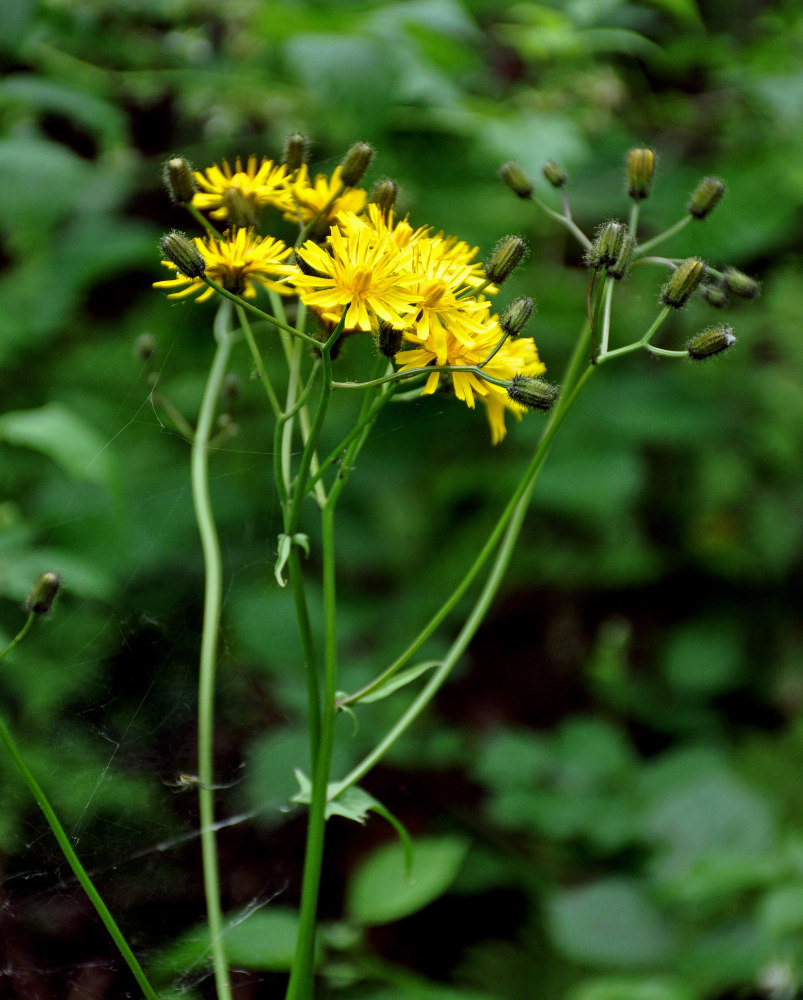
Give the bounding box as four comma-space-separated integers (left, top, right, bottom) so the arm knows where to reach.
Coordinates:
155, 152, 547, 442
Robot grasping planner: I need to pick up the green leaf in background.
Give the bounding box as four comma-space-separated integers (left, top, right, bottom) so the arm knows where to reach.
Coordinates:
347, 835, 470, 927
546, 877, 677, 967
566, 976, 699, 1000
0, 402, 117, 490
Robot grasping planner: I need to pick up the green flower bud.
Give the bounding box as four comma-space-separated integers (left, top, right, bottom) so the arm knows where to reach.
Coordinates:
282, 132, 308, 170
500, 296, 536, 337
162, 156, 197, 206
626, 148, 655, 201
542, 160, 568, 188
687, 325, 737, 360
485, 235, 528, 285
661, 257, 707, 308
370, 178, 399, 216
586, 221, 629, 272
507, 375, 560, 412
222, 188, 260, 227
700, 282, 729, 308
340, 141, 374, 187
688, 177, 726, 219
224, 372, 241, 402
499, 161, 534, 199
135, 332, 157, 362
374, 320, 404, 358
24, 571, 62, 615
606, 231, 634, 280
722, 266, 760, 299
159, 231, 206, 279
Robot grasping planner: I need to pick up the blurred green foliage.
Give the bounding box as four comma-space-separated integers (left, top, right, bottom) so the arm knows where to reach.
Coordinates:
1, 0, 802, 997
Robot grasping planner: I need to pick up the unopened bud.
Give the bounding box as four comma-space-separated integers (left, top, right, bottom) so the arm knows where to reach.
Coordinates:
606, 231, 634, 280
499, 161, 533, 199
374, 321, 404, 358
282, 132, 308, 170
340, 142, 374, 187
500, 297, 535, 337
485, 235, 528, 285
135, 332, 157, 361
542, 161, 568, 188
224, 373, 241, 402
626, 148, 655, 200
507, 375, 559, 412
700, 282, 729, 308
586, 221, 629, 272
722, 266, 760, 299
688, 177, 725, 219
223, 188, 260, 227
661, 257, 707, 308
370, 178, 398, 216
687, 325, 736, 360
24, 572, 62, 615
162, 156, 197, 206
159, 231, 206, 278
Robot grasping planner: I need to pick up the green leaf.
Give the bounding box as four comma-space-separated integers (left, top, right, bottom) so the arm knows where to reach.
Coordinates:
567, 977, 699, 1000
0, 403, 117, 489
357, 660, 440, 704
347, 835, 470, 927
546, 877, 676, 967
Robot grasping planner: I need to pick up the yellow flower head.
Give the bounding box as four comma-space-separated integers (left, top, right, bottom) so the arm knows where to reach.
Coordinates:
285, 165, 368, 229
340, 203, 430, 251
154, 228, 294, 302
192, 157, 293, 222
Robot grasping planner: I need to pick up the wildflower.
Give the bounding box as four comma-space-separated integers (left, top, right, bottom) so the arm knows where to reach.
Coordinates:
626, 148, 655, 201
154, 228, 294, 302
285, 164, 367, 229
293, 224, 417, 331
192, 157, 293, 221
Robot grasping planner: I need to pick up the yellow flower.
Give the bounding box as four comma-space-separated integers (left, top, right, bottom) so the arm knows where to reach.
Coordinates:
293, 224, 418, 331
339, 203, 430, 251
154, 228, 294, 302
285, 165, 367, 228
192, 157, 293, 221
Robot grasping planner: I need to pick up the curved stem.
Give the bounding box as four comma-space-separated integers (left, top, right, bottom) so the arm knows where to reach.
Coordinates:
636, 214, 692, 255
0, 613, 35, 661
192, 300, 235, 1000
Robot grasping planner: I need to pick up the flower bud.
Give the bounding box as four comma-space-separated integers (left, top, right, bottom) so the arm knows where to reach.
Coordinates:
626, 148, 655, 200
687, 325, 736, 360
224, 372, 241, 402
661, 257, 707, 308
700, 282, 729, 308
500, 296, 535, 337
542, 160, 568, 188
485, 235, 528, 285
606, 230, 634, 280
159, 231, 206, 278
223, 188, 260, 227
687, 177, 725, 219
507, 375, 559, 411
282, 132, 308, 170
374, 320, 404, 358
722, 266, 760, 299
340, 141, 374, 187
586, 221, 629, 272
135, 332, 157, 362
24, 571, 62, 615
162, 156, 197, 206
370, 178, 399, 216
499, 161, 533, 199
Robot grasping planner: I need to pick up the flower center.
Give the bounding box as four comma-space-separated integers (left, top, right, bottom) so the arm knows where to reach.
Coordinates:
421, 280, 447, 309
350, 266, 373, 295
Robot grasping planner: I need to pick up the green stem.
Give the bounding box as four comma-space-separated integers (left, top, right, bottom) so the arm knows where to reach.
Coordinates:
0, 713, 160, 1000
192, 300, 235, 1000
635, 214, 692, 255
532, 197, 592, 249
0, 613, 35, 661
598, 305, 671, 363
202, 278, 319, 347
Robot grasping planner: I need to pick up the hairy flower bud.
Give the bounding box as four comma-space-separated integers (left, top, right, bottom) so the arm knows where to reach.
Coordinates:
688, 177, 726, 219
135, 332, 157, 361
24, 571, 62, 615
700, 282, 729, 308
374, 320, 404, 358
626, 148, 655, 200
370, 178, 399, 216
586, 221, 630, 272
282, 132, 308, 170
687, 325, 737, 360
162, 156, 197, 206
340, 141, 374, 187
499, 161, 533, 199
159, 231, 206, 278
542, 160, 568, 188
661, 257, 707, 308
722, 266, 760, 299
485, 235, 528, 285
507, 375, 559, 411
500, 296, 536, 337
223, 188, 260, 227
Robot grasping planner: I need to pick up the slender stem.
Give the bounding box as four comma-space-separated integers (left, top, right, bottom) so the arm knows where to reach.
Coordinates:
598, 305, 671, 364
332, 363, 508, 392
635, 214, 692, 255
0, 613, 35, 661
192, 301, 235, 1000
0, 714, 159, 1000
628, 202, 641, 239
597, 277, 615, 359
202, 278, 319, 346
235, 305, 283, 420
532, 197, 592, 249
288, 548, 322, 763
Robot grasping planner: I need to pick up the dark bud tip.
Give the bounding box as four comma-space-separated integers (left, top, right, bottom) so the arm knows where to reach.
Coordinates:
135, 332, 157, 362
700, 282, 730, 308
159, 231, 206, 278
24, 571, 62, 615
542, 161, 568, 188
282, 132, 308, 170
374, 321, 404, 358
370, 178, 399, 216
586, 220, 631, 274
